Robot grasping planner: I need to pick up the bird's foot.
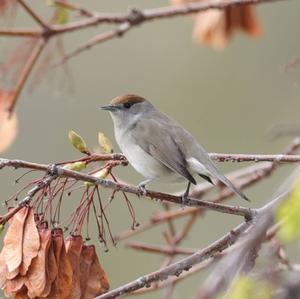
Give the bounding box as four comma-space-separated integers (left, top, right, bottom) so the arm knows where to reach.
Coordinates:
181, 191, 190, 207
137, 183, 147, 197
137, 179, 153, 198
181, 182, 191, 207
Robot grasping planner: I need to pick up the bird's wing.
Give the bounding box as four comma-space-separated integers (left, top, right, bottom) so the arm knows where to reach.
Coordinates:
132, 119, 196, 184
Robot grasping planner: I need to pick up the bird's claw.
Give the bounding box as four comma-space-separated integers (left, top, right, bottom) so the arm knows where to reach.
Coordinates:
181, 192, 189, 207
137, 183, 147, 197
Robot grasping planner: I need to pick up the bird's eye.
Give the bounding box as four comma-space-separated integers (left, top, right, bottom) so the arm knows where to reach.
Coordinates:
123, 103, 132, 109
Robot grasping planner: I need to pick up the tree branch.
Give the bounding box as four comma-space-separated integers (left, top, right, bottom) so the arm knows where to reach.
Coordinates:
95, 220, 252, 299
0, 28, 42, 37
8, 37, 48, 114
125, 241, 196, 256
0, 157, 255, 220
114, 138, 300, 241
209, 152, 300, 163
17, 0, 50, 30
0, 0, 289, 113
194, 191, 288, 299
55, 22, 132, 66
52, 0, 288, 64
51, 0, 287, 33
94, 189, 288, 299
53, 0, 95, 18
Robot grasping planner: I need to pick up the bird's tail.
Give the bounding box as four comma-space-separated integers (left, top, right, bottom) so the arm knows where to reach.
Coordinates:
188, 154, 250, 202
215, 172, 250, 202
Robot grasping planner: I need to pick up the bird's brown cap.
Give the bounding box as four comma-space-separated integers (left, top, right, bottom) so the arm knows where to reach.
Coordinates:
110, 94, 146, 105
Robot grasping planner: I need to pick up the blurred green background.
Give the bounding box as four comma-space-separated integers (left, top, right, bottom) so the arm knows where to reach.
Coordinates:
1, 0, 300, 298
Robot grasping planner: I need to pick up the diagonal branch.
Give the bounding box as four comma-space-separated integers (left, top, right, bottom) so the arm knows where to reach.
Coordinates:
194, 191, 287, 299
94, 191, 288, 299
17, 0, 51, 30
95, 220, 252, 299
8, 38, 48, 114
125, 241, 196, 256
53, 0, 95, 17
55, 22, 131, 66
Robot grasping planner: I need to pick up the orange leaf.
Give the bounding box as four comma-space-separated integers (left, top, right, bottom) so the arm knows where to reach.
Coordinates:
82, 245, 109, 299
171, 0, 261, 50
6, 268, 19, 280
79, 245, 94, 296
193, 10, 228, 50
0, 89, 18, 153
20, 208, 40, 276
239, 5, 261, 37
65, 235, 83, 299
39, 238, 58, 298
0, 249, 8, 288
14, 286, 31, 299
3, 275, 25, 297
3, 207, 28, 274
44, 278, 59, 299
26, 228, 51, 298
52, 228, 73, 299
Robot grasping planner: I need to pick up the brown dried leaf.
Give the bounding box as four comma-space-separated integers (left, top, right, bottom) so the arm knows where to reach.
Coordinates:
0, 249, 8, 288
3, 275, 25, 297
44, 278, 59, 299
14, 287, 31, 299
52, 228, 73, 299
25, 228, 51, 298
39, 239, 58, 298
82, 245, 109, 299
6, 268, 19, 280
171, 0, 261, 50
65, 235, 83, 299
80, 245, 94, 296
239, 5, 261, 37
0, 89, 18, 153
3, 207, 28, 274
193, 10, 227, 50
20, 208, 40, 276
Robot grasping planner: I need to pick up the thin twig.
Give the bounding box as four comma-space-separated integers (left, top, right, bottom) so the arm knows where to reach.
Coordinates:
17, 0, 51, 30
125, 241, 196, 256
0, 0, 288, 39
0, 175, 56, 224
51, 0, 287, 33
8, 37, 48, 114
0, 28, 42, 37
55, 22, 131, 66
54, 0, 95, 17
50, 0, 288, 63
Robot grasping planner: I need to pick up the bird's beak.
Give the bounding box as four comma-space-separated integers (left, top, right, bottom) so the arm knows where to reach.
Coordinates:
100, 104, 117, 111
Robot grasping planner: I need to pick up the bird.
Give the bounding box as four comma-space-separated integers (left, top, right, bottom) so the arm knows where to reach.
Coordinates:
101, 94, 249, 202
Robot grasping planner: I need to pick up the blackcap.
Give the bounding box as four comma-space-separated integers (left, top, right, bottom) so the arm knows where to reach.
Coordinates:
101, 94, 249, 202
